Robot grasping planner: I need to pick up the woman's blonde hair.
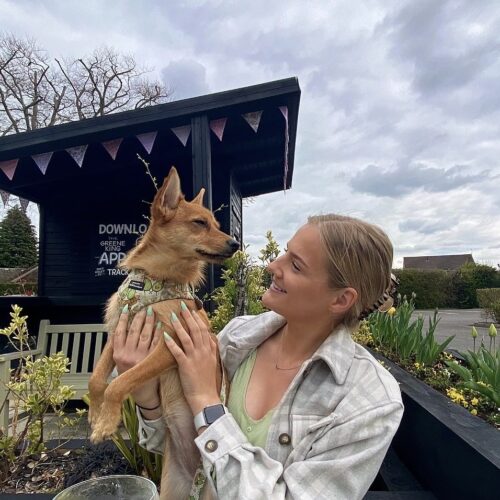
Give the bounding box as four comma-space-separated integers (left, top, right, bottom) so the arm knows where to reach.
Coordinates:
307, 214, 393, 329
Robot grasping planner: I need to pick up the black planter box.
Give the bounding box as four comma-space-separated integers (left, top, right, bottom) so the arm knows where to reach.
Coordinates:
371, 351, 500, 500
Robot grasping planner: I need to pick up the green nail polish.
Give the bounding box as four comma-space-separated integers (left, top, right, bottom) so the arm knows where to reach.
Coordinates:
122, 304, 129, 314
180, 301, 188, 311
171, 312, 178, 322
156, 321, 162, 329
163, 331, 172, 342
147, 305, 153, 316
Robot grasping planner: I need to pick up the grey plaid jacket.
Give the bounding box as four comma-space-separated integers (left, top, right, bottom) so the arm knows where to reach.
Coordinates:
137, 311, 404, 499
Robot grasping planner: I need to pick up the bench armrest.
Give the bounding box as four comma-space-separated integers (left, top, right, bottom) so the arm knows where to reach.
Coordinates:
0, 349, 43, 362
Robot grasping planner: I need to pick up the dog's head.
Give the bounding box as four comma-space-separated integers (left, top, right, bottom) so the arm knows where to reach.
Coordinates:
149, 166, 240, 264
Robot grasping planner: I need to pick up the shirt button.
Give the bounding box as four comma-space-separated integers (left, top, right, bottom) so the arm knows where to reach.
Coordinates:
205, 440, 218, 452
247, 426, 252, 432
279, 433, 291, 445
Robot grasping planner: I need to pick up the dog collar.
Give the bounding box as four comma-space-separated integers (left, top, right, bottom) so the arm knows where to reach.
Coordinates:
117, 269, 200, 314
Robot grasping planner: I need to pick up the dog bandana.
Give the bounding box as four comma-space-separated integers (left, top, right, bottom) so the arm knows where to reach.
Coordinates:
117, 269, 202, 314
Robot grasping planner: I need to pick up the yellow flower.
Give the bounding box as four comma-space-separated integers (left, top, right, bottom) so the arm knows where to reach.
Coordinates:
414, 362, 421, 369
471, 409, 477, 416
471, 398, 479, 406
387, 307, 396, 316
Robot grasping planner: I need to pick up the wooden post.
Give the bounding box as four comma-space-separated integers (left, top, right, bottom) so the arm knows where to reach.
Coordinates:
191, 115, 214, 310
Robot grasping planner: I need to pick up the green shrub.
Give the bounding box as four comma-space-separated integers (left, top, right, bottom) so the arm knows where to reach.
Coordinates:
477, 288, 500, 322
452, 263, 500, 308
393, 269, 453, 308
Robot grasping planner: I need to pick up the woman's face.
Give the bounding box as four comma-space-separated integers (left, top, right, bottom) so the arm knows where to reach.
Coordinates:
262, 223, 338, 321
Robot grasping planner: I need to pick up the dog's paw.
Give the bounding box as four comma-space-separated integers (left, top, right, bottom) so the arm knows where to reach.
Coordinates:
89, 403, 122, 443
87, 400, 103, 428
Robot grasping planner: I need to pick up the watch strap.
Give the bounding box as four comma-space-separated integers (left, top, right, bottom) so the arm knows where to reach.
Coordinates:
193, 404, 227, 432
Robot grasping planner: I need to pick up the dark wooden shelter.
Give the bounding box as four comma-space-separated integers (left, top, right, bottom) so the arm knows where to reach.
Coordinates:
0, 77, 300, 334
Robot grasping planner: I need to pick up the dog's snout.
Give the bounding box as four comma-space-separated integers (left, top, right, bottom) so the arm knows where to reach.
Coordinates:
227, 239, 240, 252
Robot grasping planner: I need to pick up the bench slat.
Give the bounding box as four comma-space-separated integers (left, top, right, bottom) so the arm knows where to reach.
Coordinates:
61, 333, 70, 357
70, 332, 81, 374
82, 333, 91, 374
49, 332, 58, 356
94, 332, 104, 369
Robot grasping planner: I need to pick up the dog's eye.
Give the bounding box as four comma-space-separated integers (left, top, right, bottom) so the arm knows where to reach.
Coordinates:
193, 219, 208, 227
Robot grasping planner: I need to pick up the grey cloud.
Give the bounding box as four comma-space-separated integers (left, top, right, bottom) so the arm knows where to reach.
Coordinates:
398, 218, 454, 234
350, 163, 488, 197
161, 59, 209, 99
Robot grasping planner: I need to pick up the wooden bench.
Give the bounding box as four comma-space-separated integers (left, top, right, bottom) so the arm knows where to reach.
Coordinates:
0, 320, 109, 433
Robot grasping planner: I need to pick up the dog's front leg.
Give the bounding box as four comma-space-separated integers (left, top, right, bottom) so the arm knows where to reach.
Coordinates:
90, 338, 177, 443
88, 341, 115, 427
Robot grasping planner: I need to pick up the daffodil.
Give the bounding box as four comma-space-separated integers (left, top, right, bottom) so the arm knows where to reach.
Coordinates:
471, 326, 478, 339
387, 307, 396, 316
470, 409, 477, 416
471, 398, 479, 406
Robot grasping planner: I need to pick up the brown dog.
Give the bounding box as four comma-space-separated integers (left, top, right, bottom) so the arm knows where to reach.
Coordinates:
88, 166, 238, 498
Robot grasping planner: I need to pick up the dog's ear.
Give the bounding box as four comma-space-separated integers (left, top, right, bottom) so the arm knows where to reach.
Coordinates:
152, 166, 183, 220
191, 188, 205, 206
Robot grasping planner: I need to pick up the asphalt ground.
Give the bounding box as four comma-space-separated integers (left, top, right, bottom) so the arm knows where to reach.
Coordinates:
411, 309, 498, 353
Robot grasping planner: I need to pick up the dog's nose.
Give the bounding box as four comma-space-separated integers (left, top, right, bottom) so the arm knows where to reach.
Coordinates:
227, 239, 240, 252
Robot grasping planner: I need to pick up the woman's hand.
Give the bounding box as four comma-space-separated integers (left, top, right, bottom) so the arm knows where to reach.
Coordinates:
113, 305, 163, 417
164, 302, 220, 416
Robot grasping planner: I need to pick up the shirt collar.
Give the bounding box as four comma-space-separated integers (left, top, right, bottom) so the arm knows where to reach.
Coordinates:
229, 311, 356, 385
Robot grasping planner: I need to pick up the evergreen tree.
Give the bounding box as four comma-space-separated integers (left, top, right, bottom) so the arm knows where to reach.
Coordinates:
0, 206, 38, 267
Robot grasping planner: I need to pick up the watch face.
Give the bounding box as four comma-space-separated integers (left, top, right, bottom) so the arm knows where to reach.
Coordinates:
204, 404, 225, 425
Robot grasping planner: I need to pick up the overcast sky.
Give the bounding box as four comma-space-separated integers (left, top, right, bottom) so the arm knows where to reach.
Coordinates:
2, 0, 500, 268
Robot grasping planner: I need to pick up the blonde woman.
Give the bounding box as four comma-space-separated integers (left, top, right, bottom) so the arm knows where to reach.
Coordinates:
114, 214, 404, 499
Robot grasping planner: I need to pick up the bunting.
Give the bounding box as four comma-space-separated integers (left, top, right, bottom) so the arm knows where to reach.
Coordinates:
66, 145, 88, 167
19, 198, 29, 213
171, 125, 191, 147
102, 138, 123, 160
279, 106, 289, 191
242, 111, 263, 133
209, 118, 227, 142
0, 190, 10, 206
32, 152, 53, 175
137, 131, 158, 154
0, 159, 18, 180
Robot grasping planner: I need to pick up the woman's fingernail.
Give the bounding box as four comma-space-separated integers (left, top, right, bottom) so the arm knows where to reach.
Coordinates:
180, 301, 188, 311
122, 304, 129, 314
171, 312, 178, 322
164, 331, 172, 342
147, 305, 153, 316
156, 321, 162, 329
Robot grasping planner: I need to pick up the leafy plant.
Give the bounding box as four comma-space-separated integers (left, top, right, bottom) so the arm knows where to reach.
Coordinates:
83, 394, 162, 484
368, 297, 454, 365
445, 346, 500, 407
0, 305, 84, 483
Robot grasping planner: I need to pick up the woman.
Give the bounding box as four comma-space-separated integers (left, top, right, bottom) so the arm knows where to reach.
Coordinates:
113, 214, 404, 499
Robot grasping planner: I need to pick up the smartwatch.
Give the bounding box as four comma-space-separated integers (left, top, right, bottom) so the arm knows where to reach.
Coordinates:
194, 404, 227, 432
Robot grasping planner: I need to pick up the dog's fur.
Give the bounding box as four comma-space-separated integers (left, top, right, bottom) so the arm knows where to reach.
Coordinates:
88, 167, 238, 499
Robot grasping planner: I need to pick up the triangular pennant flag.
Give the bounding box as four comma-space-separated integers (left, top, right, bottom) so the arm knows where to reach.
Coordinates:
0, 159, 18, 180
66, 145, 88, 167
279, 106, 289, 191
210, 118, 227, 142
32, 152, 53, 175
242, 111, 263, 133
279, 105, 288, 120
102, 138, 123, 160
137, 131, 158, 154
171, 125, 191, 147
0, 190, 10, 206
19, 198, 29, 213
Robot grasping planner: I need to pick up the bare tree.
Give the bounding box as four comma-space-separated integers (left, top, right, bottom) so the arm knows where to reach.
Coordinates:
0, 34, 171, 136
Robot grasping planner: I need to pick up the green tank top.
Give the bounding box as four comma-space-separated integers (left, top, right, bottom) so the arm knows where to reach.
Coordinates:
227, 349, 275, 449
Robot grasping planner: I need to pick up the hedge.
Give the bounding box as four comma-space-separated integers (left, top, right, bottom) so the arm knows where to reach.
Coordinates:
477, 288, 500, 322
393, 264, 500, 309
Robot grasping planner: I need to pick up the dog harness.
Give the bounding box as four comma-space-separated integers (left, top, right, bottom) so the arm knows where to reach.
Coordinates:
116, 269, 202, 314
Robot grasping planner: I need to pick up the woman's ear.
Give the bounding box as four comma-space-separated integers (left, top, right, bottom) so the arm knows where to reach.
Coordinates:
329, 287, 358, 315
